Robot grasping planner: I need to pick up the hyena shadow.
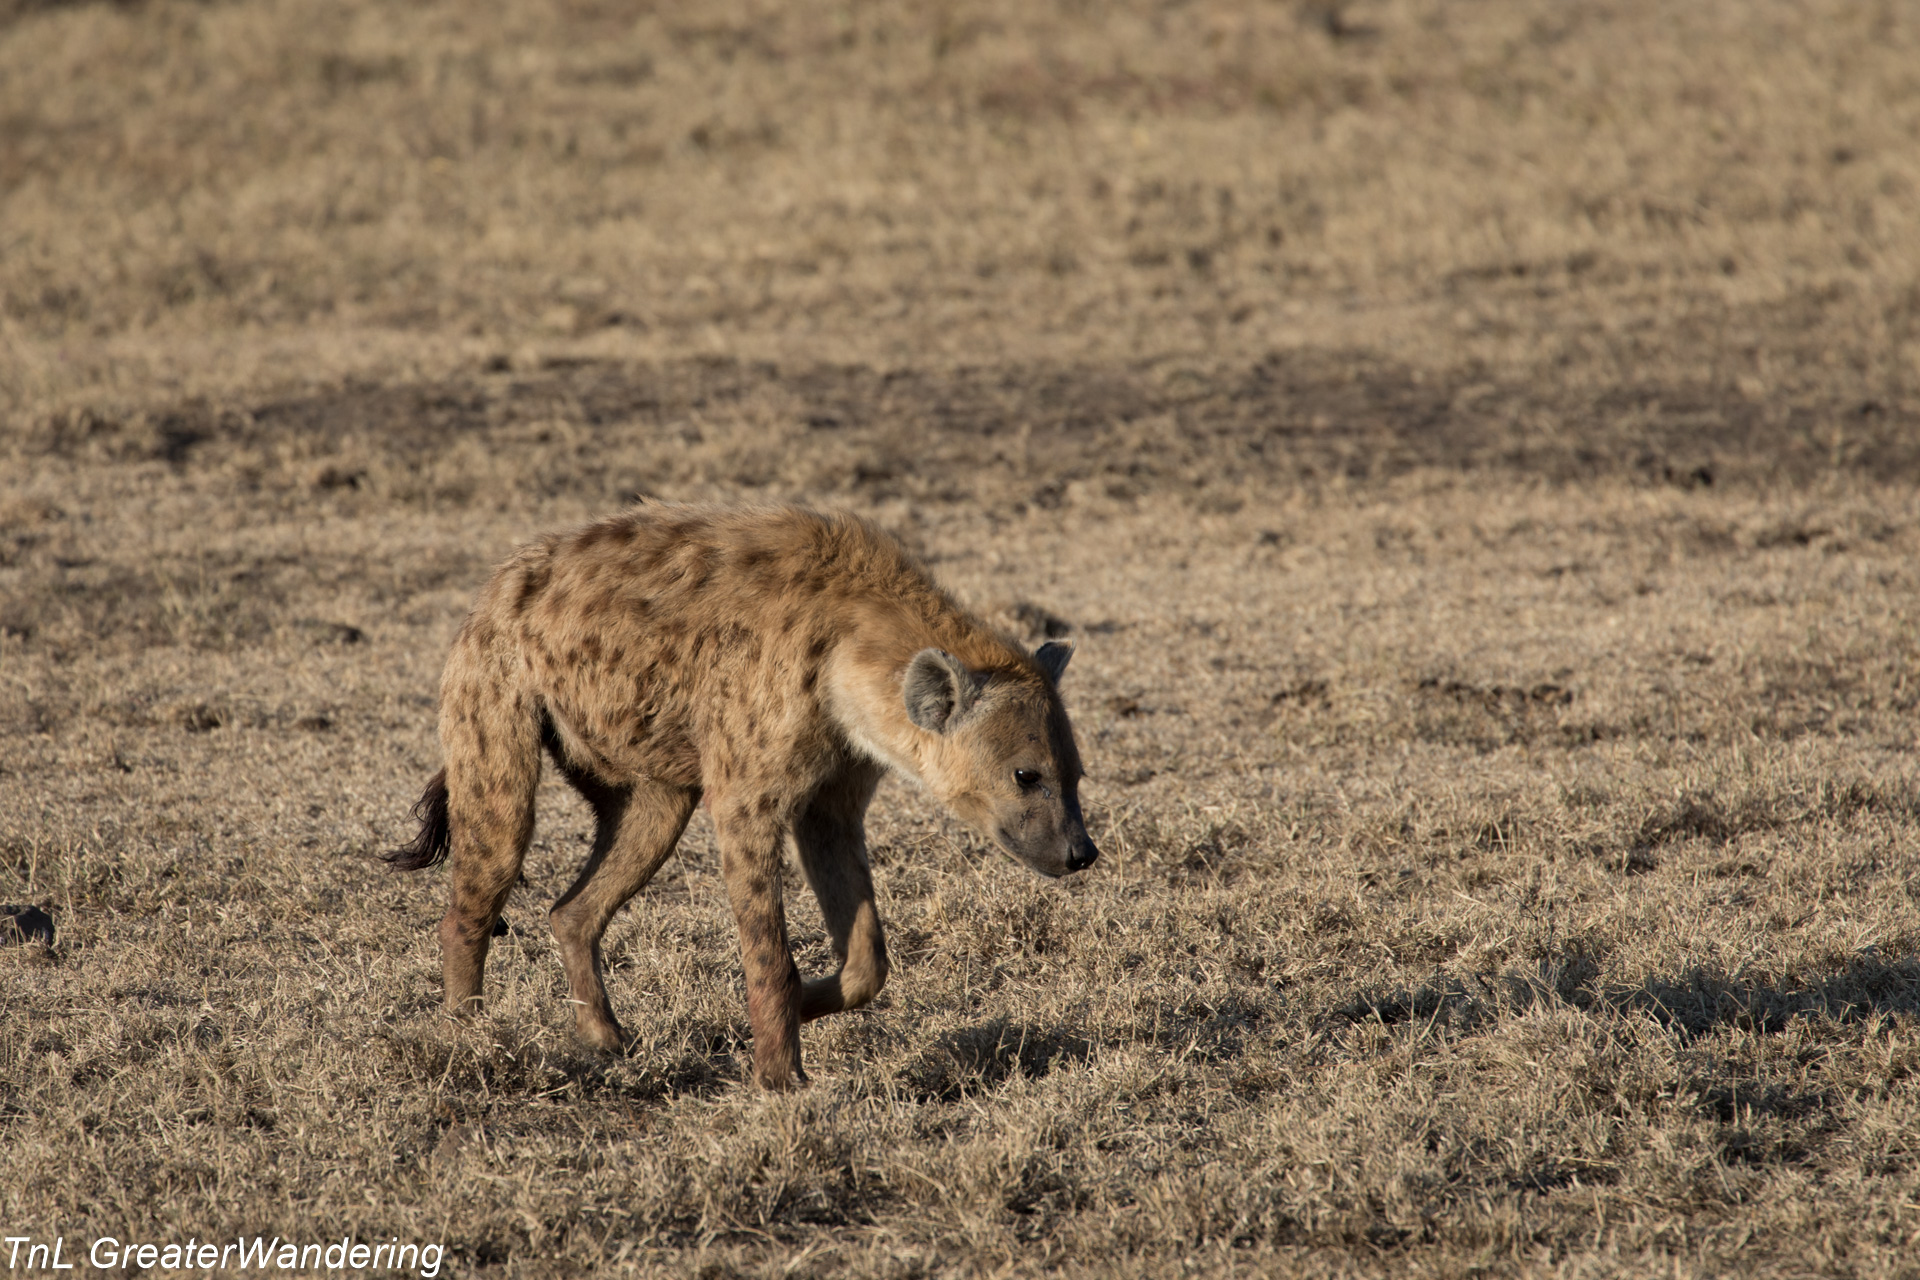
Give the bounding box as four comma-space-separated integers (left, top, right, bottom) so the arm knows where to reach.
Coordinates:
899, 1017, 1094, 1102
383, 1014, 750, 1102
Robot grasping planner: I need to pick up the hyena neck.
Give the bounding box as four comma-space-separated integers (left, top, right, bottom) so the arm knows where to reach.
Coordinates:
824, 608, 1024, 785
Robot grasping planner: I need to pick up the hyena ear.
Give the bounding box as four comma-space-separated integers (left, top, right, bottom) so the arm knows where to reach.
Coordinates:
1034, 639, 1074, 684
904, 648, 982, 733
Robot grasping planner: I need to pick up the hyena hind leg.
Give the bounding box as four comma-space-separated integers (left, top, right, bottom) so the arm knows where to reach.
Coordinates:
437, 679, 544, 1019
547, 769, 697, 1052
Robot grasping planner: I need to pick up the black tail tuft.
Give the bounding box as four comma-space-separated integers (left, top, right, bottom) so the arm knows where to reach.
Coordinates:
386, 768, 451, 871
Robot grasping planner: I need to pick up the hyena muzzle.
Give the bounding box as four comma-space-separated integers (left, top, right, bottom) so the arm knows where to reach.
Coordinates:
388, 502, 1099, 1089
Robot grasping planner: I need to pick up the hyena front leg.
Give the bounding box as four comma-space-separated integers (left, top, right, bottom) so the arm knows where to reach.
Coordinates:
793, 763, 889, 1022
712, 802, 806, 1089
548, 772, 697, 1052
437, 681, 543, 1018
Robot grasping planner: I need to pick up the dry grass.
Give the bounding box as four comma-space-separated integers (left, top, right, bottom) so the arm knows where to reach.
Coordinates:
5, 1, 1920, 1277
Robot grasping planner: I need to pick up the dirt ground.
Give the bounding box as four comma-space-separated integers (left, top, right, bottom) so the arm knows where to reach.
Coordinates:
4, 2, 1920, 1277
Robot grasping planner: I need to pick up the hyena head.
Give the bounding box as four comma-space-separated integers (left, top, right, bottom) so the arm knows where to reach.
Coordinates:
904, 641, 1100, 879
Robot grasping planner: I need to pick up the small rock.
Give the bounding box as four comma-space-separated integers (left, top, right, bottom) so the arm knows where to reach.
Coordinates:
312, 621, 366, 645
433, 1123, 481, 1165
993, 601, 1073, 641
1, 904, 55, 947
310, 464, 366, 491
171, 702, 225, 733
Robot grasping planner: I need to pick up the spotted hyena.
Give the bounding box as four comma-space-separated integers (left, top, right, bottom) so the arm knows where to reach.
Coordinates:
389, 502, 1099, 1089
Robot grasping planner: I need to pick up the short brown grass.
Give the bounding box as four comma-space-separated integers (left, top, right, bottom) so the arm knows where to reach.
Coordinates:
4, 1, 1920, 1276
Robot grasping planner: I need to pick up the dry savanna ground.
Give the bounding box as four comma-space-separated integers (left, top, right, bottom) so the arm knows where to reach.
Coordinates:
4, 1, 1920, 1277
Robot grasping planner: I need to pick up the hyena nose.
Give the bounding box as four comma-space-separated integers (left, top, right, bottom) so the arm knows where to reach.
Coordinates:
1066, 841, 1100, 873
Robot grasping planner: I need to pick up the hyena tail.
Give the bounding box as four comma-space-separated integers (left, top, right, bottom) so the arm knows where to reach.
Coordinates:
387, 768, 452, 870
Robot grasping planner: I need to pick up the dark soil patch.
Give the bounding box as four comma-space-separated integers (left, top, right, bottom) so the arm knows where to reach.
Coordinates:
28, 351, 1920, 499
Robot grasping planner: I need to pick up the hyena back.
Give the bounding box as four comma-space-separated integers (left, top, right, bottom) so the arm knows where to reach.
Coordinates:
390, 502, 1098, 1089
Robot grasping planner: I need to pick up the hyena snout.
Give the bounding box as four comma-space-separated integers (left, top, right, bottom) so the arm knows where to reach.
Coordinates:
1057, 805, 1101, 874
998, 799, 1100, 878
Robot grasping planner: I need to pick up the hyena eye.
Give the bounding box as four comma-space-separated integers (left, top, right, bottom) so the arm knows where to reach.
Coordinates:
1014, 768, 1041, 789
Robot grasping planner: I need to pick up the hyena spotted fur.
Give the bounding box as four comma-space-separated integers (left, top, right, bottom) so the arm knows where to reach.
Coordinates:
390, 502, 1099, 1089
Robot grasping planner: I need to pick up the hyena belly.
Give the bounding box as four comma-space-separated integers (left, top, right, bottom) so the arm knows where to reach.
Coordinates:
390, 502, 1100, 1089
